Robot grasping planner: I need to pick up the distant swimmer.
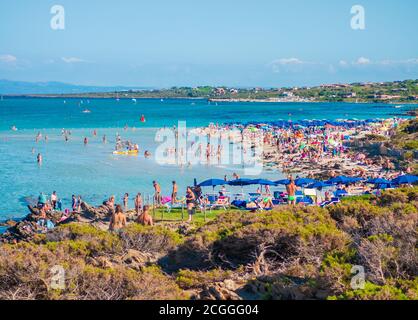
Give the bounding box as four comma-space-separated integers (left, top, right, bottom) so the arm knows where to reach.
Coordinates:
102, 135, 107, 143
144, 150, 151, 158
45, 135, 48, 142
37, 153, 42, 164
140, 115, 146, 123
84, 137, 88, 145
93, 129, 97, 136
11, 125, 17, 131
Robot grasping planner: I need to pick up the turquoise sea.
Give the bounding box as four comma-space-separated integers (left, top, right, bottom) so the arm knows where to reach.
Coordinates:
0, 97, 415, 225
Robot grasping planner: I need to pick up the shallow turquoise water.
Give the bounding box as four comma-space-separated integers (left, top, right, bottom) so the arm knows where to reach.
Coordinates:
0, 97, 415, 221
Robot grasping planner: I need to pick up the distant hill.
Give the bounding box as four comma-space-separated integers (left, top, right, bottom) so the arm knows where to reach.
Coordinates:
0, 80, 151, 95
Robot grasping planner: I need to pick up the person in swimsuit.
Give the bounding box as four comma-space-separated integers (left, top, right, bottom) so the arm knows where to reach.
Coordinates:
109, 204, 127, 232
136, 205, 153, 226
153, 181, 161, 206
134, 193, 143, 214
51, 191, 57, 210
186, 187, 196, 222
37, 153, 42, 165
123, 193, 129, 211
286, 177, 297, 206
172, 181, 178, 203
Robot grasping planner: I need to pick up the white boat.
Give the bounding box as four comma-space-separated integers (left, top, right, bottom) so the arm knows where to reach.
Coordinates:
82, 109, 91, 114
394, 105, 402, 109
132, 98, 137, 103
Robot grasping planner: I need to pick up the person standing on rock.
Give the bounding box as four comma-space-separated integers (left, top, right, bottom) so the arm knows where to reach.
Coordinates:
171, 181, 178, 203
71, 195, 77, 212
51, 191, 57, 210
123, 193, 129, 211
134, 193, 143, 214
153, 181, 161, 206
109, 204, 127, 232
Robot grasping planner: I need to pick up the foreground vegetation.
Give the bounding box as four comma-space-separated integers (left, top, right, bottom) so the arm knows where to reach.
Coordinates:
0, 187, 417, 300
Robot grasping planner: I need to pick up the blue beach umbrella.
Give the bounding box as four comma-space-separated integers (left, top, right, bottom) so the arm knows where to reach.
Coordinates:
228, 179, 253, 186
198, 179, 227, 187
228, 178, 254, 194
275, 179, 291, 185
308, 181, 332, 189
326, 176, 351, 185
295, 178, 317, 187
365, 178, 391, 185
347, 177, 364, 183
250, 179, 277, 186
392, 175, 418, 185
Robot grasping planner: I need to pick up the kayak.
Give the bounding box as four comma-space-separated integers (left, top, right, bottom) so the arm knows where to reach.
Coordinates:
113, 150, 139, 155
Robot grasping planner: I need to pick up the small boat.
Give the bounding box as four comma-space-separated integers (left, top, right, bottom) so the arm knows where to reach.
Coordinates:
394, 105, 402, 109
132, 98, 137, 103
82, 109, 91, 113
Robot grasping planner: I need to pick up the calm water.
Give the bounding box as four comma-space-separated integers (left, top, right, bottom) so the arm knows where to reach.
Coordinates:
0, 97, 414, 222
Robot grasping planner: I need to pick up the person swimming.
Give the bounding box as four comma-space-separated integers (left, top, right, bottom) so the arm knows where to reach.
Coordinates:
140, 115, 146, 123
37, 153, 42, 165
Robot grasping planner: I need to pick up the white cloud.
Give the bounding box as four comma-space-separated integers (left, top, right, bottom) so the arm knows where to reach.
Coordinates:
0, 54, 17, 63
61, 57, 86, 63
354, 57, 371, 65
271, 57, 305, 65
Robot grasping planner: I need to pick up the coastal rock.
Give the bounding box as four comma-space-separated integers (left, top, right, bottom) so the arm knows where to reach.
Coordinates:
0, 220, 17, 227
81, 202, 112, 220
198, 281, 243, 300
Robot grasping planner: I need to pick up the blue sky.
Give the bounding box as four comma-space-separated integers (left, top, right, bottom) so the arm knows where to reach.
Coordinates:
0, 0, 417, 87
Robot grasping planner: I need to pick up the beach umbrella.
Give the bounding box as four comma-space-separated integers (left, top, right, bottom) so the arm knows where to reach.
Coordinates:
228, 179, 253, 186
308, 181, 332, 189
346, 177, 364, 184
295, 178, 317, 187
392, 175, 418, 185
275, 179, 291, 185
365, 178, 391, 185
198, 179, 227, 187
228, 178, 253, 194
250, 179, 277, 186
326, 176, 351, 185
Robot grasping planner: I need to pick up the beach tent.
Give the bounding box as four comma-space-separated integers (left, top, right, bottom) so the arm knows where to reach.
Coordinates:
391, 175, 418, 185
295, 178, 317, 187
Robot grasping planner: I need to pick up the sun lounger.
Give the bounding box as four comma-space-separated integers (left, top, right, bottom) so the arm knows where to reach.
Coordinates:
165, 197, 186, 213
210, 196, 230, 211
